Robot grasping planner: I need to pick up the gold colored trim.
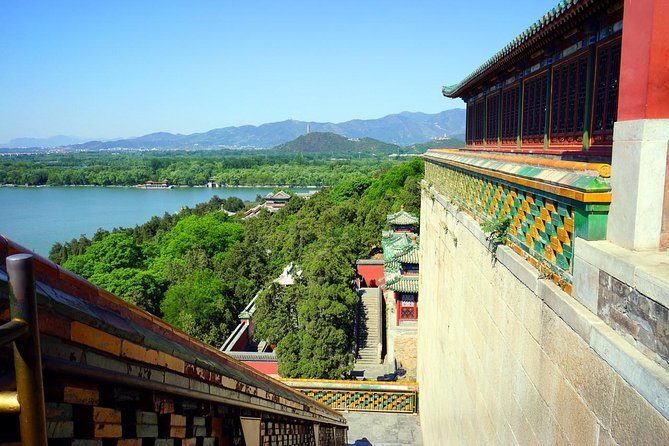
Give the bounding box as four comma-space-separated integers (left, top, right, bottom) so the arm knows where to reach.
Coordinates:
0, 391, 20, 413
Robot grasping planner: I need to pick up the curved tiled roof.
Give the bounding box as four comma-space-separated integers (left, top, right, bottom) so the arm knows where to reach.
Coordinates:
385, 275, 419, 293
443, 0, 600, 98
384, 259, 401, 274
387, 210, 419, 226
395, 247, 420, 264
265, 190, 291, 200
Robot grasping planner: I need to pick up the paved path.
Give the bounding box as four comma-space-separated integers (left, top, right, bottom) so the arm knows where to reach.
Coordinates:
343, 411, 423, 446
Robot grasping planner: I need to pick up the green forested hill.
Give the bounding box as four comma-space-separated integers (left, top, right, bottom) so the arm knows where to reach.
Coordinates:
404, 137, 466, 152
271, 132, 400, 154
50, 158, 424, 379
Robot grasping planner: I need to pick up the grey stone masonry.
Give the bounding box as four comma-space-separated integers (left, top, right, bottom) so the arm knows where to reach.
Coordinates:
598, 270, 669, 367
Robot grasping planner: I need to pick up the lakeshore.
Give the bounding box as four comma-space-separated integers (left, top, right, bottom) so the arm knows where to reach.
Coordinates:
0, 185, 313, 257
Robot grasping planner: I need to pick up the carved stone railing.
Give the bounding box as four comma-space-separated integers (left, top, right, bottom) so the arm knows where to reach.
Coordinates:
424, 149, 612, 290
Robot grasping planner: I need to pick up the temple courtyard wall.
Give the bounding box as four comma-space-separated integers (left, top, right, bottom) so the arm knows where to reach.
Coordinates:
417, 185, 669, 445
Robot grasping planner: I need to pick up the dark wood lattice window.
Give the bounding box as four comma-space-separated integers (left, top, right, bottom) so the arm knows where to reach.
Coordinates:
550, 54, 588, 145
466, 101, 475, 145
473, 99, 485, 145
501, 85, 519, 145
398, 293, 418, 321
591, 38, 621, 146
486, 94, 500, 144
522, 72, 548, 145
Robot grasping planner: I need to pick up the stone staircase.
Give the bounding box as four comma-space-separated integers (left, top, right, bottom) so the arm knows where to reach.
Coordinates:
356, 288, 383, 365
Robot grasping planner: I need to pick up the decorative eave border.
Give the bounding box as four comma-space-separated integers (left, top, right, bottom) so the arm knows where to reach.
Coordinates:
424, 150, 611, 204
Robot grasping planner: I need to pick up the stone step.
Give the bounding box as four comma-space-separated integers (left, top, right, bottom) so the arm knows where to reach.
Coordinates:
357, 346, 378, 352
358, 343, 379, 352
356, 357, 379, 363
357, 351, 378, 358
358, 347, 378, 353
360, 338, 379, 345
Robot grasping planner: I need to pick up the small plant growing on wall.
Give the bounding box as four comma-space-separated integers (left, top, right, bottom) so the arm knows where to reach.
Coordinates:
441, 222, 449, 235
481, 215, 511, 254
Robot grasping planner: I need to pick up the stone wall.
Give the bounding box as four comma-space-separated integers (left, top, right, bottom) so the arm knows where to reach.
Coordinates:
383, 289, 418, 380
418, 185, 669, 445
598, 271, 669, 367
572, 238, 669, 373
394, 333, 418, 379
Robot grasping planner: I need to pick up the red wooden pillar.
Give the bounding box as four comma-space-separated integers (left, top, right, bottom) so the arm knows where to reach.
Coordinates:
395, 294, 401, 326
607, 0, 669, 250
618, 0, 669, 121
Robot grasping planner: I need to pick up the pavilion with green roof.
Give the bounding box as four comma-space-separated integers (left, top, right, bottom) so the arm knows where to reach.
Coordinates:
382, 209, 420, 326
386, 206, 419, 233
380, 207, 420, 378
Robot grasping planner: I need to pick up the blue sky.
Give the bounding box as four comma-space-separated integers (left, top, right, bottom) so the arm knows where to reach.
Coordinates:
0, 0, 557, 142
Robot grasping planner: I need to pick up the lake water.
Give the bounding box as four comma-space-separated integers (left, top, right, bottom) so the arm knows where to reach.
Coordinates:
0, 186, 310, 257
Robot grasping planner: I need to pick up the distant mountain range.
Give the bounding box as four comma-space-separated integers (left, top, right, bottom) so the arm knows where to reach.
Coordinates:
3, 135, 86, 148
1, 109, 465, 151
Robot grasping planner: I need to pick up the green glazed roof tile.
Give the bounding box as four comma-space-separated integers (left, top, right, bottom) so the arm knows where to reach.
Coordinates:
385, 275, 420, 293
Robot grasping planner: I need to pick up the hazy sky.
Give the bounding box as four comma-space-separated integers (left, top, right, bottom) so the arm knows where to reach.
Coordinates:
0, 0, 557, 142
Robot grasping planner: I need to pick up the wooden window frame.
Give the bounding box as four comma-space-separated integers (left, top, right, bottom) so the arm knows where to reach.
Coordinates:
486, 93, 500, 147
521, 70, 549, 147
466, 101, 475, 145
396, 293, 418, 324
590, 36, 622, 149
472, 98, 486, 146
500, 83, 520, 147
549, 50, 589, 149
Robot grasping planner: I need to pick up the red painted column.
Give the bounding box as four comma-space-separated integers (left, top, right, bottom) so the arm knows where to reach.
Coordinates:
396, 295, 401, 326
607, 0, 669, 249
618, 0, 669, 120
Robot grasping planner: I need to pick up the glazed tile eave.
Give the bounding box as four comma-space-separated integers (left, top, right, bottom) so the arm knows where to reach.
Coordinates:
424, 151, 611, 201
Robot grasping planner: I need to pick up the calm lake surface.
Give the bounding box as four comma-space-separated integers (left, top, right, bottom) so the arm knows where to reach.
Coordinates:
0, 186, 311, 257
